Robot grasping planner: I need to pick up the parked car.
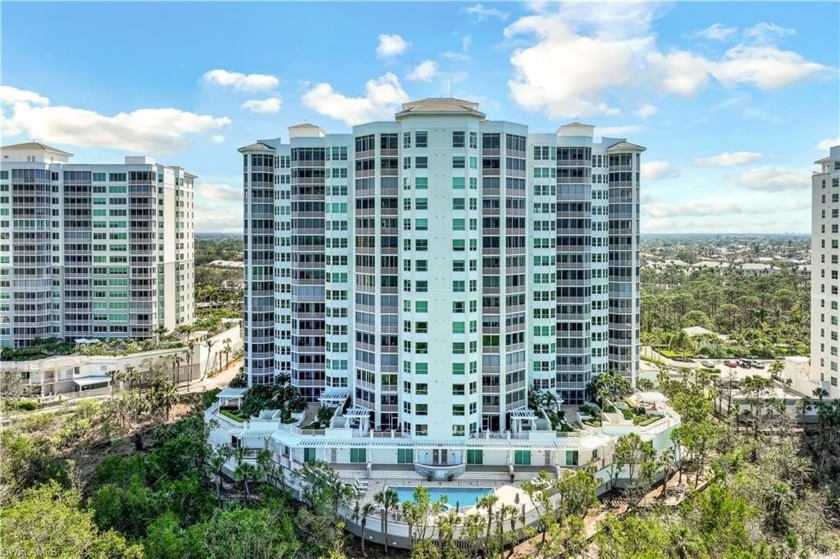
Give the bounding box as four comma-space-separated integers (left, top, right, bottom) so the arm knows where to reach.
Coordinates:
751, 361, 765, 369
723, 360, 739, 368
738, 359, 752, 368
700, 360, 716, 368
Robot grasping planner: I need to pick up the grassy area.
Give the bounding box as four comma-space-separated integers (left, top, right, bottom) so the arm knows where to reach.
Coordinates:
633, 415, 662, 426
219, 409, 246, 422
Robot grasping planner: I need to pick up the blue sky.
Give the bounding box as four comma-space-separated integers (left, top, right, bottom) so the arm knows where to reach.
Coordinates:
2, 1, 837, 233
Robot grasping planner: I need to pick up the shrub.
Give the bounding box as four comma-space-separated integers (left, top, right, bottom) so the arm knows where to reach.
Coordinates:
9, 400, 39, 411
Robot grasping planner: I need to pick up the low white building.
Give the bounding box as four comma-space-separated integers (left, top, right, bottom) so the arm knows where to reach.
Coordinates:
1, 322, 242, 399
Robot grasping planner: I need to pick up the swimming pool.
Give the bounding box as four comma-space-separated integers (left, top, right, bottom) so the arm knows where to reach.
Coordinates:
390, 486, 494, 508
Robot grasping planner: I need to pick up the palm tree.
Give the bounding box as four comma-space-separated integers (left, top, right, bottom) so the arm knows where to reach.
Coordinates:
657, 447, 676, 498
374, 488, 399, 554
222, 338, 233, 369
352, 501, 377, 556
234, 461, 257, 500
155, 324, 169, 344
496, 503, 518, 554
202, 337, 217, 381
209, 444, 232, 503
768, 359, 785, 380
476, 493, 499, 556
813, 387, 829, 404
171, 352, 184, 384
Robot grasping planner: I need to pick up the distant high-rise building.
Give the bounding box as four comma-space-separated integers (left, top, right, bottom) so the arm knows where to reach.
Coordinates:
811, 145, 840, 398
240, 98, 644, 435
0, 142, 195, 349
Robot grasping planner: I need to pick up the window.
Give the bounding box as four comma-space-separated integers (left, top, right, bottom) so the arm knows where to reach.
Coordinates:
416, 156, 428, 169
416, 424, 428, 436
403, 132, 411, 149
452, 177, 465, 189
452, 363, 465, 375
469, 132, 478, 149
416, 404, 428, 416
565, 450, 579, 466
453, 156, 465, 168
453, 131, 465, 148
350, 448, 367, 463
304, 448, 317, 463
467, 449, 483, 464
415, 177, 428, 189
416, 131, 428, 148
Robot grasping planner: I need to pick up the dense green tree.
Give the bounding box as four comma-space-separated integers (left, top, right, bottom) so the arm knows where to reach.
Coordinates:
1, 483, 143, 558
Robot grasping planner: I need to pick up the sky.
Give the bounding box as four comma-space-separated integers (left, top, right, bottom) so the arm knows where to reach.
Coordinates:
1, 1, 838, 234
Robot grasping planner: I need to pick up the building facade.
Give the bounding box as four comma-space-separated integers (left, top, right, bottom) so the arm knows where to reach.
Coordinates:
812, 145, 840, 398
0, 142, 195, 349
240, 99, 643, 435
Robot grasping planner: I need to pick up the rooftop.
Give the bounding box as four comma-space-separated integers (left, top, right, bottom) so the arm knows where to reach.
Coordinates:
396, 97, 486, 120
2, 141, 73, 156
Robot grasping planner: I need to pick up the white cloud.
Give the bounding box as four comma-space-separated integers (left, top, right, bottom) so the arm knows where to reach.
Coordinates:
506, 12, 650, 117
301, 73, 410, 126
376, 34, 409, 58
816, 138, 840, 150
597, 125, 643, 137
0, 108, 22, 137
690, 23, 738, 41
0, 85, 49, 105
194, 206, 243, 232
645, 201, 744, 219
241, 97, 282, 114
202, 69, 279, 92
464, 3, 509, 22
695, 151, 764, 167
743, 22, 795, 44
641, 161, 679, 180
504, 4, 831, 118
735, 166, 811, 192
200, 181, 242, 201
2, 87, 230, 153
644, 198, 809, 219
211, 135, 225, 144
635, 104, 659, 119
407, 60, 438, 82
646, 49, 712, 96
711, 45, 827, 89
443, 35, 473, 62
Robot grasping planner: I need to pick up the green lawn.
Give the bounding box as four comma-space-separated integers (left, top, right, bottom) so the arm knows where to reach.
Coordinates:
219, 409, 246, 422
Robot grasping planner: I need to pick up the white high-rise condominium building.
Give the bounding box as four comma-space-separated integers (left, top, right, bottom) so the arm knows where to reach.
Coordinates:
0, 142, 195, 349
240, 98, 643, 435
812, 144, 840, 398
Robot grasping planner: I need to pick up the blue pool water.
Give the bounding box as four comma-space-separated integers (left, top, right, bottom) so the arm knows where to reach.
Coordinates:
390, 486, 494, 508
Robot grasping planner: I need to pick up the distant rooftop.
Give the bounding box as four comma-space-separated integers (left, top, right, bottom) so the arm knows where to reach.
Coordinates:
2, 141, 73, 156
396, 97, 486, 119
238, 142, 274, 152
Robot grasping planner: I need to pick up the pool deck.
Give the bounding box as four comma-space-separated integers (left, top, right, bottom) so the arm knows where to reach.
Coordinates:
346, 468, 550, 516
